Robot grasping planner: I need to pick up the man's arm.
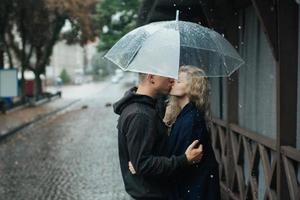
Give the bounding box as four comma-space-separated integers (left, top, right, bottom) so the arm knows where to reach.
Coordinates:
125, 113, 202, 177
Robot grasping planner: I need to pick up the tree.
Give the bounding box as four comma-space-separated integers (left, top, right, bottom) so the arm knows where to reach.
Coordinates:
0, 0, 13, 68
96, 0, 141, 51
90, 52, 116, 80
59, 69, 71, 84
6, 0, 97, 99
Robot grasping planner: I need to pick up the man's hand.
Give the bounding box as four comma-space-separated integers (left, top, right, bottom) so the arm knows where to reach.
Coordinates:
185, 140, 204, 164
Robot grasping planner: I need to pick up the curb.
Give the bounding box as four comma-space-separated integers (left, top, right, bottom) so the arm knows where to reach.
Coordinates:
0, 99, 80, 142
2, 93, 61, 115
29, 94, 61, 107
3, 103, 30, 114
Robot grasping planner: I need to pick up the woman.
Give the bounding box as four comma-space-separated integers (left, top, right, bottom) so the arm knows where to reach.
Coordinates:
164, 66, 220, 200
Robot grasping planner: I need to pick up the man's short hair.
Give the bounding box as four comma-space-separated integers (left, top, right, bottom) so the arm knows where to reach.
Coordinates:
138, 73, 147, 84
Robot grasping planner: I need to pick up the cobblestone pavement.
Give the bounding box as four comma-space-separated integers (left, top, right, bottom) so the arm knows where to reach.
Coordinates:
0, 78, 135, 200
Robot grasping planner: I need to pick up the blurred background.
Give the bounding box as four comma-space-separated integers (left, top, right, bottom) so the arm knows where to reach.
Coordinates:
0, 0, 141, 107
0, 0, 299, 200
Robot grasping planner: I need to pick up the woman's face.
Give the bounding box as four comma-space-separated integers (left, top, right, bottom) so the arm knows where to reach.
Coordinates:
170, 72, 189, 97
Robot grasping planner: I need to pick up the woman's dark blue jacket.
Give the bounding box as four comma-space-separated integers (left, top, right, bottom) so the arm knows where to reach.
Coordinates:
167, 102, 220, 200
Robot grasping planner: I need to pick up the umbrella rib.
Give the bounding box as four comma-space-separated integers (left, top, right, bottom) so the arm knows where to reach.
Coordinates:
126, 44, 143, 68
103, 55, 126, 70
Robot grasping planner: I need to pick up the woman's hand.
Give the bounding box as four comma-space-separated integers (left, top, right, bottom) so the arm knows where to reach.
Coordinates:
128, 161, 136, 174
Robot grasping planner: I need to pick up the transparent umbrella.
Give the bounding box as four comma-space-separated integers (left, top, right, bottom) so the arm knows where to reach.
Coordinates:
104, 13, 244, 79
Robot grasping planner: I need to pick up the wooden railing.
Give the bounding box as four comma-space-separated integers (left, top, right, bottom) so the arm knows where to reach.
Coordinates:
211, 118, 300, 200
281, 146, 300, 200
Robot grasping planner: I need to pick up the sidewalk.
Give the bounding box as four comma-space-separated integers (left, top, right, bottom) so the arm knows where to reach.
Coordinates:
0, 80, 113, 141
0, 97, 79, 140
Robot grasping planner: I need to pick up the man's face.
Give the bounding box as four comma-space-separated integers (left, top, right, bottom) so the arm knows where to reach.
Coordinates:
152, 75, 174, 95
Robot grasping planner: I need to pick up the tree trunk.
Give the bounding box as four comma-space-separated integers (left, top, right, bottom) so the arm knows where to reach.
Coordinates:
21, 67, 26, 102
4, 41, 13, 68
0, 32, 5, 69
0, 8, 6, 69
20, 8, 27, 103
0, 49, 3, 68
33, 18, 66, 99
34, 71, 42, 99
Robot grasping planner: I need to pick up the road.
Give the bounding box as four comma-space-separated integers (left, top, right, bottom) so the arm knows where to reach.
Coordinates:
0, 77, 135, 200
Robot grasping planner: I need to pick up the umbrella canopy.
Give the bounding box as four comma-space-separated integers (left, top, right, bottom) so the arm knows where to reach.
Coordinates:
104, 19, 244, 79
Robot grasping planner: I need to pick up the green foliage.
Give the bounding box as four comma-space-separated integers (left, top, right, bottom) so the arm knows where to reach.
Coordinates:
90, 52, 116, 80
59, 69, 71, 84
1, 0, 97, 96
95, 0, 141, 51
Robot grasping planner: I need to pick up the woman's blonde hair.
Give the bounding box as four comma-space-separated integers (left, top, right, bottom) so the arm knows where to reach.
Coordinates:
164, 66, 211, 127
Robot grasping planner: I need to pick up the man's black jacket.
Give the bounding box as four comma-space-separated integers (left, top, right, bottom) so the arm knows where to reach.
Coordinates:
113, 87, 188, 199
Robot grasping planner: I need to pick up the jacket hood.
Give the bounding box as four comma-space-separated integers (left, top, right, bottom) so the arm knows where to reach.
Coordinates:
113, 87, 156, 115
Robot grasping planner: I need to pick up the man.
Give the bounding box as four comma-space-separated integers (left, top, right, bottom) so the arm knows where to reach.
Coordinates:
113, 74, 203, 200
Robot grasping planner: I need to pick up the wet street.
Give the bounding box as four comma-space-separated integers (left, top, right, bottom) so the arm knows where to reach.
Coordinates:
0, 77, 135, 200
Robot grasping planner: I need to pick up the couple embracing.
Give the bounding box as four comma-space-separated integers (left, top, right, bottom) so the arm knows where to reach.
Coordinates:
114, 66, 220, 200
